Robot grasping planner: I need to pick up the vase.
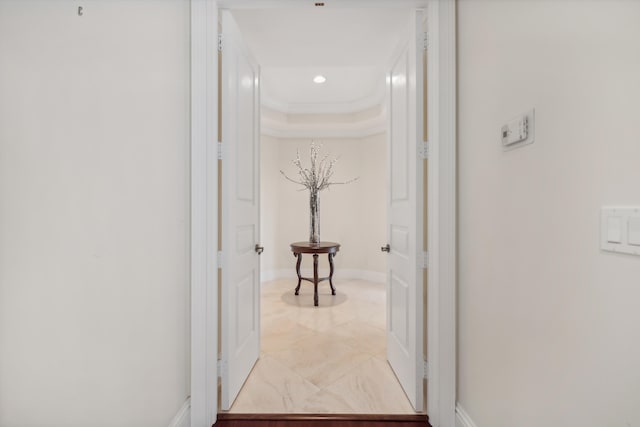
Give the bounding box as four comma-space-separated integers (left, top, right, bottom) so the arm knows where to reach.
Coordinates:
309, 191, 320, 244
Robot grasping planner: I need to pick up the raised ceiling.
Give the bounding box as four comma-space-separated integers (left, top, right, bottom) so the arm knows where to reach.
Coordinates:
231, 7, 411, 114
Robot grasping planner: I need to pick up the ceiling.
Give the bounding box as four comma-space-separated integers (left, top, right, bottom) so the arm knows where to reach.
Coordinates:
231, 7, 411, 114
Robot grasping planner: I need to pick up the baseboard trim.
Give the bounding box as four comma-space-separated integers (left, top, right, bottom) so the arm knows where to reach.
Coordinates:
354, 269, 386, 284
260, 269, 294, 282
456, 403, 478, 427
217, 413, 429, 422
168, 397, 191, 427
261, 269, 385, 284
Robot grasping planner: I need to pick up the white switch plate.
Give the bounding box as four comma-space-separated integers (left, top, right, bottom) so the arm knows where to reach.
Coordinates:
502, 109, 535, 151
628, 216, 640, 246
601, 207, 640, 256
606, 216, 623, 243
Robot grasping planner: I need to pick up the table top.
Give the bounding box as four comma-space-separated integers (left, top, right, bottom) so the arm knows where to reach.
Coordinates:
290, 241, 340, 254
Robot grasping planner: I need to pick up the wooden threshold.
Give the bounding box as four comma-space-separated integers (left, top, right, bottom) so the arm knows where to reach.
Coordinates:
216, 413, 431, 426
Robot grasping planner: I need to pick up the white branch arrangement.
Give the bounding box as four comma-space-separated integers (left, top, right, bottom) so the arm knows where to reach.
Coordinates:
280, 140, 358, 193
281, 140, 358, 243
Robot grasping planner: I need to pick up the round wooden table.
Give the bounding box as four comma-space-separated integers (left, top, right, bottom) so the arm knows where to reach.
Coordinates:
290, 241, 340, 306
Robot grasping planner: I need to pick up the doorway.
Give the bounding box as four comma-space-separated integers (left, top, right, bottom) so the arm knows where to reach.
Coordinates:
189, 1, 456, 426
219, 4, 424, 414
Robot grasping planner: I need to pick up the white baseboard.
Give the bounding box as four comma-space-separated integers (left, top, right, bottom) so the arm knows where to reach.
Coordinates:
261, 268, 385, 284
168, 397, 190, 427
456, 403, 478, 427
338, 269, 386, 283
261, 269, 295, 282
357, 269, 386, 283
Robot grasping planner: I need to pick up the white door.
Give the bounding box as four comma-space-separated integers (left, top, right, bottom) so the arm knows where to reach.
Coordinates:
385, 9, 425, 412
220, 10, 261, 411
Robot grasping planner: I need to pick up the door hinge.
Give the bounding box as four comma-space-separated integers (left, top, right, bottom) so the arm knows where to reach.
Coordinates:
217, 359, 227, 379
423, 33, 429, 51
217, 250, 222, 267
217, 141, 222, 160
421, 251, 429, 269
423, 359, 429, 379
419, 140, 429, 159
218, 34, 223, 52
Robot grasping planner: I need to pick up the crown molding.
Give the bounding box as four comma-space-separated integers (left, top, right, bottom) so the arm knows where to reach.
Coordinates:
261, 124, 386, 139
261, 113, 386, 139
261, 87, 385, 115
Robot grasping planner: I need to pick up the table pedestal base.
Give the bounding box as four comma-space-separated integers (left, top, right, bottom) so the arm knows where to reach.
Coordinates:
293, 252, 336, 307
290, 242, 340, 307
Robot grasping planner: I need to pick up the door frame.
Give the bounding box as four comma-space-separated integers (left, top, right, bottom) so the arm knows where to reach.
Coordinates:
190, 1, 219, 427
189, 1, 456, 426
424, 2, 456, 426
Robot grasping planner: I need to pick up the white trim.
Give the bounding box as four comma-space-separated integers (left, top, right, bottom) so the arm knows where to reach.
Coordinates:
259, 269, 290, 283
353, 269, 387, 284
260, 124, 387, 139
455, 404, 478, 427
190, 1, 218, 426
260, 106, 387, 139
261, 269, 386, 284
219, 0, 434, 8
426, 1, 457, 427
168, 398, 191, 427
426, 0, 440, 423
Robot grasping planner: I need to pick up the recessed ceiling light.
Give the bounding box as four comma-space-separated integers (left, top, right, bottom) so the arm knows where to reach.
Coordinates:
313, 75, 327, 84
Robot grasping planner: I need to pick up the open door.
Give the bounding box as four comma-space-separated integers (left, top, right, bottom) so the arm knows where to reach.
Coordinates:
220, 10, 261, 411
385, 9, 425, 412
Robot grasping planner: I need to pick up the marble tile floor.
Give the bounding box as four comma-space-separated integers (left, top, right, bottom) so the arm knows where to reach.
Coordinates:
224, 278, 419, 414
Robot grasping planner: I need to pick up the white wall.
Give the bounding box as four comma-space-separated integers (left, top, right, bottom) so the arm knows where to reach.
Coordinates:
260, 133, 387, 281
260, 134, 280, 278
359, 133, 388, 275
0, 2, 190, 426
458, 1, 640, 426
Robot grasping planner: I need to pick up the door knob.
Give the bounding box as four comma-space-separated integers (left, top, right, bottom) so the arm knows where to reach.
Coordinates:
381, 244, 390, 253
255, 244, 264, 255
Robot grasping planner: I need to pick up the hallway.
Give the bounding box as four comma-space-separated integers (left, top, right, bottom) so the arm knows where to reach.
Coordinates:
224, 279, 418, 414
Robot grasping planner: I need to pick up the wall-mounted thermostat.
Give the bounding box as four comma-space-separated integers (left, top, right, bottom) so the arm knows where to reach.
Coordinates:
502, 109, 535, 151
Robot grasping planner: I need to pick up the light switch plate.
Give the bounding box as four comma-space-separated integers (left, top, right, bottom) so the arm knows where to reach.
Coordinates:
628, 216, 640, 246
502, 109, 535, 151
606, 217, 623, 243
601, 207, 640, 256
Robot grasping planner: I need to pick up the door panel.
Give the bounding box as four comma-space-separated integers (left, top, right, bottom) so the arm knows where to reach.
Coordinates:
386, 9, 424, 412
390, 51, 409, 202
390, 273, 409, 348
220, 9, 261, 411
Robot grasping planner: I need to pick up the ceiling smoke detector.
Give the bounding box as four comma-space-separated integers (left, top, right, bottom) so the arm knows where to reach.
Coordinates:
313, 75, 327, 84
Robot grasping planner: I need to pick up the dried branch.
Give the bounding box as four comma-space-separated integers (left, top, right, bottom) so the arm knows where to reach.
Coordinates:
279, 140, 359, 194
279, 170, 305, 187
